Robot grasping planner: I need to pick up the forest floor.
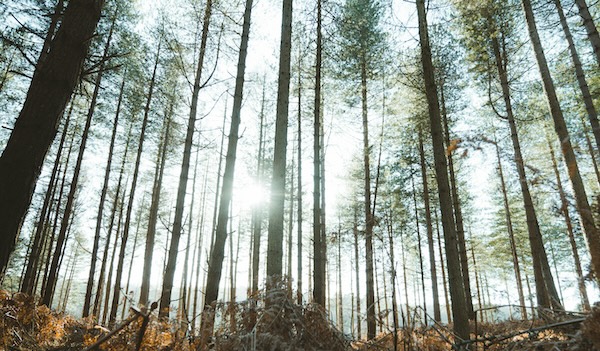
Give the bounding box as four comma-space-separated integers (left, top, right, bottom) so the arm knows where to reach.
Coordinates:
1, 289, 599, 350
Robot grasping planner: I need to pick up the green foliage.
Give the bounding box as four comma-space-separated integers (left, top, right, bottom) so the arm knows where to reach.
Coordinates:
335, 0, 387, 83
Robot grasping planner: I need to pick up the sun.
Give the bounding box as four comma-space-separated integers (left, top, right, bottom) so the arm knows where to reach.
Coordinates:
236, 182, 269, 209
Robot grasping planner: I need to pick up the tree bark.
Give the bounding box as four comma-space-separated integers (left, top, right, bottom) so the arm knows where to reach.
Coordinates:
313, 0, 325, 307
575, 0, 600, 67
200, 0, 252, 341
523, 0, 600, 286
267, 0, 293, 280
418, 131, 441, 322
493, 130, 527, 320
159, 0, 213, 318
0, 0, 104, 278
554, 0, 600, 154
109, 40, 160, 326
416, 0, 470, 341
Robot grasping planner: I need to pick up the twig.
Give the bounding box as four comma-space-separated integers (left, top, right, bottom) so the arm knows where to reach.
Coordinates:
82, 307, 145, 351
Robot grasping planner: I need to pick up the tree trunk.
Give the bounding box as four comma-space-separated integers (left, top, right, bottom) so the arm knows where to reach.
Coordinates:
554, 0, 600, 154
575, 0, 600, 67
353, 209, 361, 338
0, 0, 104, 276
109, 40, 161, 326
441, 88, 474, 319
93, 122, 132, 320
490, 32, 560, 310
523, 0, 600, 286
83, 61, 121, 318
267, 0, 293, 280
296, 54, 303, 304
418, 131, 441, 322
547, 135, 591, 311
159, 0, 213, 318
411, 175, 428, 322
435, 209, 452, 323
21, 101, 73, 295
199, 0, 252, 341
41, 22, 113, 305
416, 0, 470, 341
493, 130, 527, 320
313, 0, 325, 307
139, 97, 174, 306
251, 83, 266, 296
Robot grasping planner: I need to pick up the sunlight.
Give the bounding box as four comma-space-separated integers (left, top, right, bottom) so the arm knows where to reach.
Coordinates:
236, 182, 269, 208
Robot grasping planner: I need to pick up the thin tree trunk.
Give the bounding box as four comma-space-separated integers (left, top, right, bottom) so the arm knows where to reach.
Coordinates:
523, 0, 600, 287
411, 175, 427, 322
83, 64, 122, 318
200, 0, 252, 341
121, 197, 145, 319
93, 123, 132, 320
313, 0, 325, 307
109, 40, 161, 326
21, 101, 74, 295
41, 23, 113, 305
554, 0, 600, 153
575, 0, 600, 67
386, 210, 399, 350
297, 57, 303, 303
0, 0, 104, 276
251, 84, 266, 296
547, 135, 591, 311
418, 131, 441, 322
416, 0, 470, 340
160, 0, 213, 317
441, 87, 474, 319
353, 208, 361, 338
267, 0, 293, 280
139, 97, 174, 306
490, 31, 559, 310
493, 130, 527, 320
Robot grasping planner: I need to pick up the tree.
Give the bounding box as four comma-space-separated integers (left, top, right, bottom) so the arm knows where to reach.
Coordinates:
521, 0, 600, 284
200, 0, 252, 342
416, 0, 470, 342
266, 0, 293, 280
159, 0, 213, 318
336, 0, 386, 339
0, 0, 105, 277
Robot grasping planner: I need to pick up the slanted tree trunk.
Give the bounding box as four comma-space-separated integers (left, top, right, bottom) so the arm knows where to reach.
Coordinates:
523, 0, 600, 286
441, 88, 474, 319
493, 130, 527, 320
93, 122, 132, 320
574, 0, 600, 66
554, 0, 600, 153
547, 135, 591, 310
41, 21, 114, 306
418, 131, 441, 322
139, 96, 174, 306
109, 40, 161, 326
83, 65, 122, 318
200, 0, 252, 341
159, 0, 213, 318
489, 29, 560, 310
267, 0, 293, 280
416, 0, 470, 341
21, 101, 74, 295
0, 0, 104, 276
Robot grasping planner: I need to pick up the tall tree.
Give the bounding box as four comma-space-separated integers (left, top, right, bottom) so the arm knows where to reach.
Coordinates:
159, 0, 213, 317
200, 0, 252, 342
574, 0, 600, 66
0, 0, 105, 277
522, 0, 600, 284
337, 0, 386, 339
266, 0, 293, 279
313, 0, 325, 306
416, 0, 470, 342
